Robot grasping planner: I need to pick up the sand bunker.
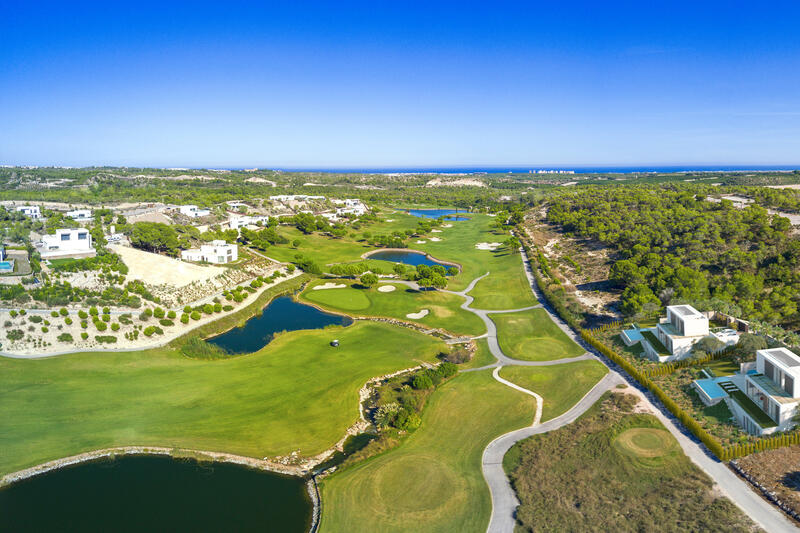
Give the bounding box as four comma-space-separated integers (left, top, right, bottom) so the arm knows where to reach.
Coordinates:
406, 309, 430, 319
386, 219, 395, 222
429, 237, 442, 242
416, 240, 427, 244
313, 282, 346, 290
475, 242, 502, 250
431, 229, 442, 233
442, 224, 453, 228
377, 285, 396, 293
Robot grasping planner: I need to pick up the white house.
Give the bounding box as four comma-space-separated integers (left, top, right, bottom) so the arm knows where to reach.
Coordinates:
736, 348, 800, 434
65, 209, 93, 221
179, 205, 211, 218
16, 205, 41, 219
332, 198, 368, 217
269, 195, 325, 202
641, 305, 709, 361
228, 215, 270, 230
181, 240, 238, 264
39, 228, 95, 259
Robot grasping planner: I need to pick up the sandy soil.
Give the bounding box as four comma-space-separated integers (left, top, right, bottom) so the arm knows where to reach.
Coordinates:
313, 282, 346, 290
442, 224, 453, 228
431, 229, 442, 233
475, 242, 502, 250
429, 237, 442, 242
416, 240, 427, 244
126, 212, 172, 225
406, 309, 429, 319
111, 245, 225, 287
377, 285, 396, 293
425, 177, 486, 188
245, 177, 276, 186
767, 184, 800, 190
737, 447, 800, 517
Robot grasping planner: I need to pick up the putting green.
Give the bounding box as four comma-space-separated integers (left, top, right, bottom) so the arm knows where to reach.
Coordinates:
613, 428, 679, 467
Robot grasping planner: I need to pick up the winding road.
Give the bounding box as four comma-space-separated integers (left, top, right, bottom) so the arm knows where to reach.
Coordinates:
445, 249, 798, 533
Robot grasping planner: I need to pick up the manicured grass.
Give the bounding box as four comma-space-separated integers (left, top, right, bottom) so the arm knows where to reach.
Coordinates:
301, 280, 486, 336
492, 308, 585, 361
499, 360, 608, 421
319, 370, 534, 533
504, 393, 756, 531
641, 330, 669, 356
0, 321, 445, 477
705, 357, 739, 377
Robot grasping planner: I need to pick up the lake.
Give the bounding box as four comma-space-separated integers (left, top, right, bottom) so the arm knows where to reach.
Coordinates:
368, 249, 451, 269
207, 296, 352, 354
407, 208, 469, 221
0, 455, 312, 533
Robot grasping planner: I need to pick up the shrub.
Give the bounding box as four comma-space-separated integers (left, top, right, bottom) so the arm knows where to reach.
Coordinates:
102, 307, 110, 314
180, 337, 229, 359
65, 317, 73, 325
202, 304, 213, 314
167, 310, 176, 319
95, 335, 117, 344
9, 310, 17, 318
223, 305, 233, 311
411, 373, 434, 390
110, 322, 120, 331
78, 310, 88, 319
6, 329, 24, 341
80, 332, 89, 340
30, 315, 43, 323
44, 320, 50, 326
180, 313, 190, 324
436, 362, 458, 378
159, 319, 174, 327
286, 264, 295, 273
102, 314, 111, 322
59, 308, 68, 316
119, 314, 133, 325
41, 326, 49, 333
144, 326, 156, 336
81, 320, 88, 329
138, 311, 150, 321
51, 310, 59, 318
19, 309, 26, 316
89, 306, 99, 316
153, 307, 165, 319
191, 311, 201, 321
57, 333, 73, 342
214, 303, 222, 313
95, 321, 108, 331
183, 306, 192, 314
250, 279, 263, 289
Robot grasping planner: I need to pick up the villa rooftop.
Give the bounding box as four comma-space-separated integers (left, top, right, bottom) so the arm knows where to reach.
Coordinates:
671, 304, 703, 318
657, 322, 705, 339
762, 347, 800, 368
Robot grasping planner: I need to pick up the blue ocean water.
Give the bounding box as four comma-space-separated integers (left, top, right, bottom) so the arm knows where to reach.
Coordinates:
270, 165, 799, 174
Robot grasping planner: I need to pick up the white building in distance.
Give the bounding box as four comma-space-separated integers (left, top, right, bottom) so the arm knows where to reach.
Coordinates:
179, 205, 211, 218
65, 209, 93, 221
181, 240, 238, 264
39, 228, 96, 259
332, 198, 368, 217
16, 205, 41, 219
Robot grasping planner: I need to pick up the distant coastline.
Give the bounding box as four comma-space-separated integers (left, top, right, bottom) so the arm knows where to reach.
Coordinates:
271, 165, 800, 175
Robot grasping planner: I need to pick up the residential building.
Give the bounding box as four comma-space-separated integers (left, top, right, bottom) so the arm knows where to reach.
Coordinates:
332, 198, 368, 217
65, 209, 93, 221
179, 205, 211, 218
640, 305, 709, 361
39, 228, 95, 259
16, 205, 41, 219
180, 240, 238, 264
738, 348, 800, 434
269, 195, 325, 202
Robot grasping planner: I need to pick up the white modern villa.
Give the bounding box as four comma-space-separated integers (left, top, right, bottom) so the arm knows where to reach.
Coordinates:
181, 240, 238, 264
694, 347, 800, 436
178, 205, 211, 218
65, 209, 93, 221
16, 205, 41, 219
38, 228, 96, 259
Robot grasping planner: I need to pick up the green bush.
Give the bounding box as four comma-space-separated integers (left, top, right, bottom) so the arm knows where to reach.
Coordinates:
81, 320, 88, 329
30, 315, 43, 323
180, 313, 190, 324
223, 305, 233, 311
41, 326, 49, 333
78, 310, 88, 319
101, 314, 111, 322
95, 335, 117, 344
202, 304, 213, 315
9, 310, 17, 318
95, 321, 108, 331
57, 332, 73, 342
102, 307, 110, 314
51, 310, 59, 318
6, 329, 24, 341
153, 307, 165, 319
183, 305, 192, 314
143, 326, 156, 336
191, 311, 201, 321
110, 322, 120, 331
213, 303, 222, 313
412, 373, 434, 390
167, 310, 176, 319
59, 308, 68, 316
19, 309, 26, 316
89, 306, 99, 316
80, 332, 89, 340
64, 317, 73, 325
159, 319, 174, 327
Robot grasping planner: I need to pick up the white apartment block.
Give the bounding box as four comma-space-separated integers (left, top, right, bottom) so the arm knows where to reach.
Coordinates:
181, 240, 238, 264
642, 305, 709, 361
179, 205, 211, 218
16, 205, 41, 219
65, 209, 93, 221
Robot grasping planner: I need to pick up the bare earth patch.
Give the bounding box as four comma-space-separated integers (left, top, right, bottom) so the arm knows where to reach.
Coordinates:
736, 446, 800, 518
111, 245, 225, 287
425, 177, 486, 188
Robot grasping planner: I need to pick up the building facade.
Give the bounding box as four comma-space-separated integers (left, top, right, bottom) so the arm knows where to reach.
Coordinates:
180, 240, 238, 264
16, 205, 41, 219
39, 228, 96, 259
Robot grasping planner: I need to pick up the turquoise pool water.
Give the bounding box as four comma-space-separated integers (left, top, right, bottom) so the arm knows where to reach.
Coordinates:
694, 378, 729, 401
0, 261, 13, 272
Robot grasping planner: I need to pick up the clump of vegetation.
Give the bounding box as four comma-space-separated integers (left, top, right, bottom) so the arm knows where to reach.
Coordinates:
180, 336, 229, 359
57, 332, 73, 342
95, 335, 117, 344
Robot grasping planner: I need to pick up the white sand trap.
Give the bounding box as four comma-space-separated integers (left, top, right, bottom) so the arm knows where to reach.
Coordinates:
406, 309, 429, 319
386, 219, 395, 222
475, 242, 502, 250
429, 237, 442, 242
442, 224, 453, 228
313, 282, 346, 290
377, 285, 397, 293
416, 240, 427, 244
431, 229, 443, 233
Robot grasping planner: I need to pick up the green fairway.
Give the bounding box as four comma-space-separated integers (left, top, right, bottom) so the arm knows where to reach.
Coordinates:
0, 322, 445, 477
301, 280, 486, 336
499, 360, 608, 421
492, 308, 585, 361
319, 370, 534, 533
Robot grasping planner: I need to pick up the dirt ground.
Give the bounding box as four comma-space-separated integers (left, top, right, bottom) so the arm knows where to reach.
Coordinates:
126, 211, 172, 224
110, 244, 225, 287
424, 177, 486, 187
737, 447, 800, 516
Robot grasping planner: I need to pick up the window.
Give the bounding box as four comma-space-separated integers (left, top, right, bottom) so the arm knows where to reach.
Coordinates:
61, 233, 70, 241
785, 375, 794, 397
765, 360, 775, 381
78, 232, 87, 240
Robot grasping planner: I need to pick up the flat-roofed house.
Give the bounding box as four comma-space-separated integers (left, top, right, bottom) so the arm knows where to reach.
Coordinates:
180, 240, 237, 264
16, 205, 41, 219
736, 348, 800, 435
65, 209, 93, 221
39, 228, 96, 259
179, 205, 211, 218
640, 305, 709, 362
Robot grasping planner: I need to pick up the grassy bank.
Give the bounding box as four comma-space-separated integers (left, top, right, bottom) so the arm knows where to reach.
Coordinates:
300, 279, 485, 336
499, 360, 608, 421
0, 321, 445, 477
504, 392, 756, 532
319, 370, 534, 533
492, 308, 585, 361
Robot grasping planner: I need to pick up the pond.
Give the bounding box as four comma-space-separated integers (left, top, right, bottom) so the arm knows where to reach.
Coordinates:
207, 296, 352, 354
367, 249, 452, 269
406, 208, 469, 221
0, 455, 312, 533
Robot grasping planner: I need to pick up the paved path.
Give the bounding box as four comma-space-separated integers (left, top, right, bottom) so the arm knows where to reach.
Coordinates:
446, 246, 798, 533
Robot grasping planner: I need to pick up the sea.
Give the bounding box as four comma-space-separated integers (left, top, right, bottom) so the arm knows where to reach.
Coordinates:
270, 165, 799, 175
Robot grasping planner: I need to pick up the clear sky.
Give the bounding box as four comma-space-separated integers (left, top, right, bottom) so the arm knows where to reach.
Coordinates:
2, 1, 799, 168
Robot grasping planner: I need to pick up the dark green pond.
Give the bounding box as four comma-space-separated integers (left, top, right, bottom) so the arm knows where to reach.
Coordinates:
0, 455, 312, 532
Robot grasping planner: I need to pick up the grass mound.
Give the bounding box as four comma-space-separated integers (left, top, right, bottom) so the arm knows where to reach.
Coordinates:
614, 428, 679, 467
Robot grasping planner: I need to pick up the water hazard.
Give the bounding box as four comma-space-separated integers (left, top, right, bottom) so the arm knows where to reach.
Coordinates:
0, 455, 312, 532
367, 249, 451, 269
207, 296, 352, 354
406, 208, 469, 220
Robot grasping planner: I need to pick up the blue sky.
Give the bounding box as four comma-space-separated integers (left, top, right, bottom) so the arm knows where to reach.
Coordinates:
2, 1, 799, 168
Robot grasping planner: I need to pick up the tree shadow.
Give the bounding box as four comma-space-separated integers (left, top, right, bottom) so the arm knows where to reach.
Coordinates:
780, 471, 800, 491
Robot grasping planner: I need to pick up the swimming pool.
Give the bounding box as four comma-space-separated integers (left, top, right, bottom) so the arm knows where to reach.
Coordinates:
693, 378, 730, 406
0, 260, 13, 273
